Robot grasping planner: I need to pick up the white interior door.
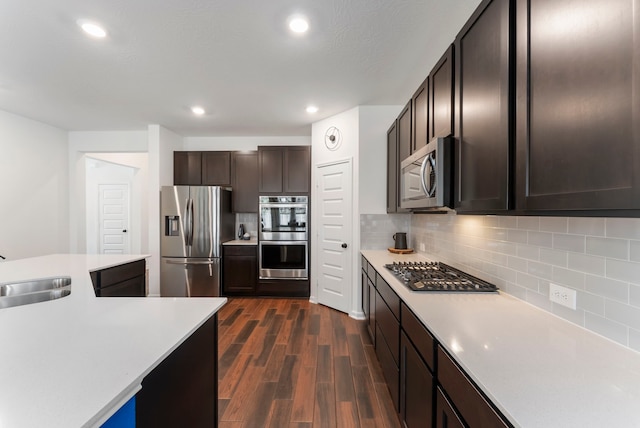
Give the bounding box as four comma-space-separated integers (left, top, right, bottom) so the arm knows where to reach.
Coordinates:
316, 159, 352, 314
99, 184, 130, 254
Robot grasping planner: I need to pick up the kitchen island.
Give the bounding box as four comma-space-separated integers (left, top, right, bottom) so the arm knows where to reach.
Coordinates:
362, 250, 640, 428
0, 254, 226, 428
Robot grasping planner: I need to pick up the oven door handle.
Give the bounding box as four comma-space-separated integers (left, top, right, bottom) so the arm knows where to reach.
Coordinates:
165, 260, 216, 265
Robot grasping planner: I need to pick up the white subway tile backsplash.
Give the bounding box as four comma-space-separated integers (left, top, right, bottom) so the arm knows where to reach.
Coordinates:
578, 290, 605, 316
630, 240, 640, 262
606, 259, 640, 285
567, 253, 605, 276
630, 285, 640, 308
517, 216, 540, 231
539, 248, 568, 267
586, 237, 628, 260
605, 300, 640, 331
584, 313, 628, 346
528, 231, 553, 248
568, 217, 605, 236
552, 267, 585, 289
585, 275, 629, 303
402, 213, 640, 351
630, 329, 640, 353
540, 217, 568, 233
553, 233, 586, 253
606, 218, 640, 240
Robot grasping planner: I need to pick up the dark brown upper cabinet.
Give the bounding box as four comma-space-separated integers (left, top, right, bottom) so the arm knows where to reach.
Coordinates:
398, 101, 412, 162
258, 146, 310, 194
454, 0, 513, 213
201, 152, 231, 186
387, 120, 399, 213
412, 78, 429, 152
232, 151, 259, 213
174, 151, 203, 185
515, 0, 640, 213
174, 151, 231, 186
429, 45, 454, 140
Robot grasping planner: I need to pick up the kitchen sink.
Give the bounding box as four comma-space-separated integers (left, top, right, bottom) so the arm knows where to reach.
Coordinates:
0, 277, 71, 309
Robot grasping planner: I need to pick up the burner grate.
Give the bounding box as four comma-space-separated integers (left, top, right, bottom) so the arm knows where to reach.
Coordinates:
384, 261, 498, 292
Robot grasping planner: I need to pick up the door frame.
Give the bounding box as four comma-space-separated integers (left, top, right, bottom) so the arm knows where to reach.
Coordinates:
312, 157, 364, 319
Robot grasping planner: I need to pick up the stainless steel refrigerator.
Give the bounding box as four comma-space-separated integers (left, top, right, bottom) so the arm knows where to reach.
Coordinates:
160, 186, 234, 297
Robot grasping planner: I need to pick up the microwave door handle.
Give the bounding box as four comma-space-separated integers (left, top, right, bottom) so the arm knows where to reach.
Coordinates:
419, 155, 430, 196
426, 154, 437, 197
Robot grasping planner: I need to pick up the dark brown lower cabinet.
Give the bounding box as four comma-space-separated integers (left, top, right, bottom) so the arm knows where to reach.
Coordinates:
90, 260, 146, 297
137, 314, 217, 427
367, 276, 376, 344
400, 331, 434, 428
436, 387, 465, 428
437, 346, 510, 428
375, 279, 400, 411
223, 245, 257, 295
376, 324, 399, 410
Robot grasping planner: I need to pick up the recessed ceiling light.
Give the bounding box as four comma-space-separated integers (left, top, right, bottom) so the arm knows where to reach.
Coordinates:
77, 20, 107, 38
191, 106, 206, 116
306, 106, 318, 114
288, 16, 309, 34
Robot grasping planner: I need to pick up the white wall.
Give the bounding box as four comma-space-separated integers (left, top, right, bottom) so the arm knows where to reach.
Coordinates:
358, 106, 403, 214
0, 110, 69, 259
68, 130, 148, 253
184, 136, 310, 151
147, 125, 184, 296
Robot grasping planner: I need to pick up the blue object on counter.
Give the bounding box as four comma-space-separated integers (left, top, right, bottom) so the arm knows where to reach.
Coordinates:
101, 396, 135, 428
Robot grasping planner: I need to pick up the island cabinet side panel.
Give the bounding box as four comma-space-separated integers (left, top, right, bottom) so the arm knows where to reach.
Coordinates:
136, 314, 218, 427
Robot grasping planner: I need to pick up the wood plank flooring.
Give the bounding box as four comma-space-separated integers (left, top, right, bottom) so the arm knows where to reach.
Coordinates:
218, 298, 401, 428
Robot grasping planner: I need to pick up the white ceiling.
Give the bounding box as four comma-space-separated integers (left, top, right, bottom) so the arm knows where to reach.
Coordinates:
0, 0, 480, 136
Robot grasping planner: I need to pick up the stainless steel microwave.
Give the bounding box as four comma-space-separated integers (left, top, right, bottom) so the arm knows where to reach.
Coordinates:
399, 136, 454, 210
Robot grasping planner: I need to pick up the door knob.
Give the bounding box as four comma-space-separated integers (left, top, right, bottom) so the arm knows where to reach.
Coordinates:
122, 229, 128, 233
341, 243, 347, 248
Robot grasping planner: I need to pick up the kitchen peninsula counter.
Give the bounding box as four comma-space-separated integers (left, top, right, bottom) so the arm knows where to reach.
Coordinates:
361, 250, 640, 428
0, 254, 226, 428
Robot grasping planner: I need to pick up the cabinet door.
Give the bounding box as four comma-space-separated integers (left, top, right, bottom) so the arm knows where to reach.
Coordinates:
387, 120, 399, 213
515, 0, 640, 212
284, 146, 310, 193
258, 147, 284, 193
454, 0, 512, 212
436, 388, 465, 428
412, 77, 429, 152
400, 332, 434, 428
398, 101, 412, 162
368, 277, 376, 345
430, 44, 454, 140
202, 152, 231, 186
232, 151, 259, 212
223, 246, 257, 294
174, 152, 202, 185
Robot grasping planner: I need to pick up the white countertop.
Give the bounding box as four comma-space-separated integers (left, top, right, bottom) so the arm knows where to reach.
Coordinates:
223, 238, 257, 246
361, 250, 640, 428
0, 254, 227, 428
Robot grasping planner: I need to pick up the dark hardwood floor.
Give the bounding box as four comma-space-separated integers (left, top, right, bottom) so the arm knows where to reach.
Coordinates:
218, 298, 401, 428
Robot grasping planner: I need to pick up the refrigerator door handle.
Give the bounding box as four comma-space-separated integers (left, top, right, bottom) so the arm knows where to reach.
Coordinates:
185, 198, 194, 247
165, 260, 217, 265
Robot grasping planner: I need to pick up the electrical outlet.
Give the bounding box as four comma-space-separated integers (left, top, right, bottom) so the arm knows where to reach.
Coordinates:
549, 283, 577, 310
419, 243, 425, 252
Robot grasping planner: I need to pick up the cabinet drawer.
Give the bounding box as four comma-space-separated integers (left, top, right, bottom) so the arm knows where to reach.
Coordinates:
437, 346, 509, 428
375, 289, 399, 364
401, 303, 435, 372
376, 273, 400, 320
98, 275, 145, 297
376, 324, 399, 411
98, 260, 146, 288
366, 260, 376, 281
224, 245, 256, 256
436, 387, 465, 428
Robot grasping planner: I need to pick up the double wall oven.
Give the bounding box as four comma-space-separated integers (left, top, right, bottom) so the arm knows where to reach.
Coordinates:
259, 196, 308, 280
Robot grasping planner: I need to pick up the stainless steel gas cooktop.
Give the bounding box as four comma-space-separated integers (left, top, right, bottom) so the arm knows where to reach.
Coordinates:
384, 261, 498, 292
